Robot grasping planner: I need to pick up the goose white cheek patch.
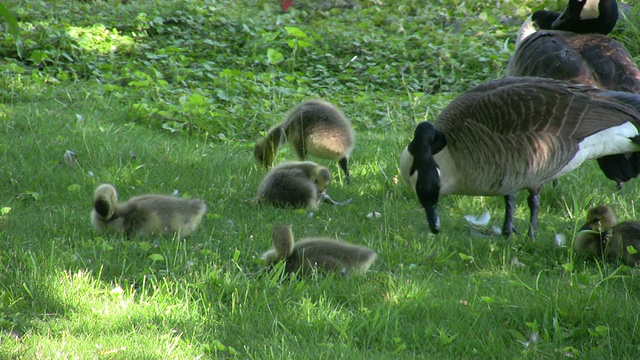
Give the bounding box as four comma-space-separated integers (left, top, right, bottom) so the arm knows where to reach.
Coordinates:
581, 0, 601, 20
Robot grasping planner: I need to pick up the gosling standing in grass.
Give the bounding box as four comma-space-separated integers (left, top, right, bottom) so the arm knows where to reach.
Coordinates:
91, 184, 207, 238
254, 161, 332, 210
575, 204, 640, 266
261, 225, 377, 276
254, 99, 355, 180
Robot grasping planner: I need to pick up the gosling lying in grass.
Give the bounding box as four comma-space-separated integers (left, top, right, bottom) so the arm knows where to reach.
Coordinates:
253, 161, 333, 210
575, 205, 640, 266
254, 99, 355, 181
261, 225, 377, 276
91, 183, 207, 238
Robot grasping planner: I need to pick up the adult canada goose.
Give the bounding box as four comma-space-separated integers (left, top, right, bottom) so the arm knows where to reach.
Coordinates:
91, 184, 207, 238
513, 0, 617, 45
509, 0, 637, 94
261, 225, 377, 276
399, 77, 640, 238
253, 161, 332, 209
507, 0, 640, 188
543, 0, 618, 35
575, 204, 640, 266
254, 99, 355, 181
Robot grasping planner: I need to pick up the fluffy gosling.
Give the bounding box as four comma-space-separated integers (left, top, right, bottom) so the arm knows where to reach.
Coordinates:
261, 225, 377, 276
575, 204, 640, 266
254, 161, 332, 209
91, 183, 206, 238
254, 99, 355, 180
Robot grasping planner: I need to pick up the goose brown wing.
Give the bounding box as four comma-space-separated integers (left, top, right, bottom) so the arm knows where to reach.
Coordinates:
436, 77, 640, 141
508, 31, 640, 94
506, 31, 595, 86
571, 35, 640, 93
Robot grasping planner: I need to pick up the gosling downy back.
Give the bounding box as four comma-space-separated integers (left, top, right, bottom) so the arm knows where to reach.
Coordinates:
400, 77, 640, 238
255, 161, 332, 210
91, 183, 207, 238
254, 99, 355, 180
575, 204, 640, 266
261, 225, 377, 276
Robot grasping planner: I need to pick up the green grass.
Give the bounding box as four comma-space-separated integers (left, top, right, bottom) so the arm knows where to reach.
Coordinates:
1, 0, 640, 358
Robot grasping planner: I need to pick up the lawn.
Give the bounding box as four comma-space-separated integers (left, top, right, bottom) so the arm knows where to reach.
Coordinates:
1, 0, 640, 358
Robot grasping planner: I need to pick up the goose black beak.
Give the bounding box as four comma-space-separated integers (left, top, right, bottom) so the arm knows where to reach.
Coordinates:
426, 206, 440, 234
550, 9, 569, 29
415, 165, 441, 234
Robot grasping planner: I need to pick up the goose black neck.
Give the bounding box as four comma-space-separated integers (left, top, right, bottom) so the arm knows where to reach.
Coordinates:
551, 0, 618, 35
532, 10, 560, 30
408, 122, 446, 234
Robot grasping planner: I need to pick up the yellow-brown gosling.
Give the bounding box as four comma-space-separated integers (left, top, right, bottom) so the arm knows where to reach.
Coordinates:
261, 225, 377, 276
253, 161, 332, 210
575, 204, 640, 266
91, 183, 207, 238
254, 99, 355, 180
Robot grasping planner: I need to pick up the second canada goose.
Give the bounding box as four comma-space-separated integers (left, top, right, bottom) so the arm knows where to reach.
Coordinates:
507, 0, 640, 188
91, 184, 207, 238
575, 204, 640, 266
513, 0, 618, 45
254, 161, 332, 210
548, 0, 618, 35
399, 77, 640, 238
261, 225, 377, 276
508, 0, 638, 94
254, 99, 355, 180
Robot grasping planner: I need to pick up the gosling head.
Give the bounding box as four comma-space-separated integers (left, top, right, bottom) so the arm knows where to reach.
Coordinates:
311, 166, 332, 193
272, 225, 295, 257
407, 122, 447, 234
93, 184, 118, 219
580, 204, 617, 233
254, 138, 276, 168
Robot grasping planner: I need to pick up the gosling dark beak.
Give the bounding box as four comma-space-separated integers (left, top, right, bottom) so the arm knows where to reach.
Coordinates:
578, 222, 592, 232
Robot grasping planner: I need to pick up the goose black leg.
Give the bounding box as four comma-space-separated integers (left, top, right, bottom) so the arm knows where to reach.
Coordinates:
502, 194, 516, 238
338, 157, 350, 183
527, 190, 541, 240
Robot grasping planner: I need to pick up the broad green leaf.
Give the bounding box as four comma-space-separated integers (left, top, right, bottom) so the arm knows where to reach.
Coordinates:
267, 48, 284, 64
149, 253, 164, 262
480, 296, 495, 305
285, 26, 308, 38
458, 253, 473, 261
67, 184, 82, 193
